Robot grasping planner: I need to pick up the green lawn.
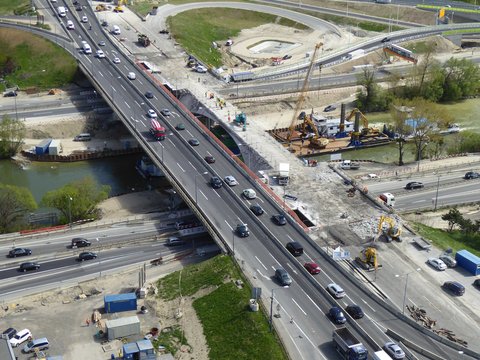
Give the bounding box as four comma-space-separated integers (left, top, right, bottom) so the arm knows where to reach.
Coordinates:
411, 223, 480, 257
156, 256, 288, 360
0, 0, 29, 15
0, 28, 77, 91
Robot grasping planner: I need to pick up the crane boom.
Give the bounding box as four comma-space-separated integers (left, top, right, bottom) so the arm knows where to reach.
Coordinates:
286, 42, 323, 142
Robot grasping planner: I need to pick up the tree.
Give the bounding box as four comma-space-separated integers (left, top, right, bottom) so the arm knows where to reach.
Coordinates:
389, 99, 413, 166
441, 208, 462, 232
356, 68, 392, 112
41, 177, 110, 223
0, 184, 37, 233
0, 115, 26, 158
441, 58, 480, 102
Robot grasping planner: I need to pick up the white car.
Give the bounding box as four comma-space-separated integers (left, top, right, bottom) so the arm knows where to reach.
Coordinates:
96, 50, 105, 58
66, 20, 74, 30
81, 15, 88, 23
127, 72, 136, 80
427, 258, 447, 271
195, 65, 207, 73
242, 188, 256, 200
113, 57, 121, 64
326, 283, 346, 299
9, 329, 32, 347
147, 109, 158, 118
224, 176, 238, 186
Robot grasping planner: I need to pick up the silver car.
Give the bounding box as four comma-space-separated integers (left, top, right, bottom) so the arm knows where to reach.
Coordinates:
383, 341, 405, 359
427, 258, 447, 271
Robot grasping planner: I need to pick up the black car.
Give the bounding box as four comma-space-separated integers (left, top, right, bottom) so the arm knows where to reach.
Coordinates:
345, 304, 364, 319
473, 279, 480, 289
8, 248, 32, 258
282, 54, 292, 60
176, 123, 185, 130
381, 37, 391, 43
204, 155, 215, 164
272, 214, 287, 225
76, 5, 82, 11
78, 252, 97, 261
464, 171, 480, 180
145, 91, 154, 99
2, 327, 17, 340
250, 203, 264, 216
19, 262, 40, 272
236, 223, 250, 237
328, 307, 346, 324
286, 242, 303, 257
71, 238, 91, 248
210, 176, 223, 189
323, 105, 336, 112
188, 139, 200, 146
101, 20, 109, 27
442, 281, 465, 296
405, 181, 424, 190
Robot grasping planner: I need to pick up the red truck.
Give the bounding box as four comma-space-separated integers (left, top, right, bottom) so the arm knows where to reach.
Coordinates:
150, 119, 166, 140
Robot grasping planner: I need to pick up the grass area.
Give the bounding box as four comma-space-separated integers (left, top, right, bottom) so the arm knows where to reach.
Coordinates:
0, 0, 29, 15
0, 28, 77, 91
416, 4, 480, 14
313, 12, 403, 32
151, 325, 190, 355
411, 223, 480, 258
167, 8, 309, 68
156, 256, 288, 360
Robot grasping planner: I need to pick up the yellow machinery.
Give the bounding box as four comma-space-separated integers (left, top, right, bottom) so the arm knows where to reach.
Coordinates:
346, 108, 380, 146
96, 4, 107, 11
355, 247, 380, 271
286, 43, 326, 148
378, 215, 402, 242
114, 0, 126, 12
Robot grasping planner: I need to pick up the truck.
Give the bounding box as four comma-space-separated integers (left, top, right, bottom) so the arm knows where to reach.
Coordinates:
150, 119, 166, 141
332, 327, 368, 360
372, 350, 393, 360
278, 163, 290, 185
340, 160, 360, 170
379, 192, 395, 207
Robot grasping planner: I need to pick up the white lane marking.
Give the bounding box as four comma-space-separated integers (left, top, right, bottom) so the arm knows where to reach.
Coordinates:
111, 86, 117, 92
224, 220, 233, 231
256, 256, 267, 270
303, 251, 314, 262
256, 269, 270, 280
422, 296, 440, 312
188, 161, 196, 170
269, 253, 280, 266
138, 79, 143, 85
257, 197, 264, 203
98, 71, 104, 77
408, 297, 417, 308
123, 65, 129, 71
286, 262, 298, 274
186, 130, 194, 137
287, 235, 294, 242
120, 84, 126, 92
135, 101, 141, 107
167, 138, 176, 147
176, 163, 185, 172
85, 57, 92, 64
413, 199, 426, 203
214, 190, 221, 198
141, 115, 146, 120
125, 102, 130, 109
107, 70, 113, 77
361, 299, 376, 312
302, 289, 323, 313
199, 190, 207, 201
291, 298, 307, 316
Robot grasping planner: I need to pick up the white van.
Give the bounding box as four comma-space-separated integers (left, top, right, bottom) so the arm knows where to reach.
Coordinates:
127, 72, 136, 80
57, 6, 66, 17
112, 25, 121, 35
66, 20, 74, 30
82, 43, 92, 54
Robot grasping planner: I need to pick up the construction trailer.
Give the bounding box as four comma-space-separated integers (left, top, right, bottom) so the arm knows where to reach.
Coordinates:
455, 250, 480, 275
104, 293, 137, 313
106, 316, 140, 341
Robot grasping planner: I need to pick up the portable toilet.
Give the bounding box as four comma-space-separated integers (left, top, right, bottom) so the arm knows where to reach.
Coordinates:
137, 339, 155, 359
122, 342, 139, 360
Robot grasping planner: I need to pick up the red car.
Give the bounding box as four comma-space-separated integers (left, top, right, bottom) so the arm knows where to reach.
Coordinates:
204, 155, 215, 164
304, 262, 320, 275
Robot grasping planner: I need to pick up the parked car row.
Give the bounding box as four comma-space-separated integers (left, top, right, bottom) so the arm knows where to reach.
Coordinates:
2, 328, 49, 353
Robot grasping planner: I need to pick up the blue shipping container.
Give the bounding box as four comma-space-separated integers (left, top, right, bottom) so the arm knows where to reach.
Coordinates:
104, 293, 137, 313
455, 250, 480, 276
122, 342, 139, 360
35, 139, 52, 155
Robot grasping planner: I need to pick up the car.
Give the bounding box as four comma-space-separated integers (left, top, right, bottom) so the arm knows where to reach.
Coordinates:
383, 341, 405, 359
76, 5, 82, 11
2, 327, 17, 340
442, 281, 465, 296
66, 20, 75, 30
127, 72, 137, 80
3, 90, 17, 97
113, 57, 121, 64
98, 40, 106, 46
250, 203, 264, 216
204, 155, 215, 163
405, 181, 424, 190
101, 20, 108, 27
271, 214, 287, 225
275, 268, 292, 286
439, 255, 457, 268
147, 109, 158, 118
71, 238, 91, 248
19, 262, 40, 272
78, 252, 97, 261
73, 0, 78, 4
166, 237, 186, 246
96, 50, 105, 58
145, 91, 154, 99
236, 223, 250, 237
9, 329, 32, 347
345, 304, 364, 319
210, 176, 223, 189
195, 65, 207, 73
304, 262, 320, 275
326, 283, 346, 299
381, 37, 391, 43
473, 278, 480, 289
188, 138, 200, 146
323, 104, 336, 112
81, 15, 88, 23
328, 307, 347, 324
23, 337, 49, 353
464, 171, 480, 179
427, 257, 447, 271
286, 241, 303, 257
160, 109, 171, 117
242, 188, 256, 200
176, 123, 186, 130
224, 176, 238, 186
282, 54, 292, 60
8, 248, 32, 258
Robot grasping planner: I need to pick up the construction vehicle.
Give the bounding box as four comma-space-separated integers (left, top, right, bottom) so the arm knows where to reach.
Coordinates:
138, 34, 151, 47
340, 160, 360, 170
346, 108, 380, 147
149, 119, 166, 141
355, 247, 381, 271
378, 215, 402, 242
96, 4, 107, 11
332, 327, 368, 360
113, 0, 126, 13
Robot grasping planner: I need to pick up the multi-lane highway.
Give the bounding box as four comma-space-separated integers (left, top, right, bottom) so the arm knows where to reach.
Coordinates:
2, 1, 480, 358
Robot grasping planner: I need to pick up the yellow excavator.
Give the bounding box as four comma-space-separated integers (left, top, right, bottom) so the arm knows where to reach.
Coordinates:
378, 215, 402, 242
355, 247, 381, 271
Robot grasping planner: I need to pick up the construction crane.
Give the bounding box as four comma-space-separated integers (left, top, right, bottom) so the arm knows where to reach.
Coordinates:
286, 42, 323, 143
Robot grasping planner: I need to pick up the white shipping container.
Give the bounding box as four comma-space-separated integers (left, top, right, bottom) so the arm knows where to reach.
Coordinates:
48, 139, 61, 155
105, 316, 140, 340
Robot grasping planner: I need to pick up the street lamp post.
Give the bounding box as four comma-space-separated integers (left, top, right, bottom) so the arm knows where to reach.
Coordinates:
434, 175, 440, 211
232, 232, 236, 256
395, 268, 421, 314
68, 197, 73, 229
195, 171, 208, 203
269, 287, 288, 332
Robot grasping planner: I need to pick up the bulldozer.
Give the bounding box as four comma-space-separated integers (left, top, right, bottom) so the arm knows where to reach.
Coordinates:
355, 247, 381, 271
138, 34, 151, 47
96, 4, 107, 11
377, 215, 402, 242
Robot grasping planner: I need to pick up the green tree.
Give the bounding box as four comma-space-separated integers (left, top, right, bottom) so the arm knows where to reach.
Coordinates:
41, 177, 110, 223
441, 208, 462, 232
441, 58, 480, 102
0, 184, 37, 233
389, 100, 413, 166
451, 131, 480, 154
0, 115, 26, 158
356, 68, 392, 112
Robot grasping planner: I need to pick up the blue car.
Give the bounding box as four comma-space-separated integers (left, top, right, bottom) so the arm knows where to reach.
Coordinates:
329, 306, 346, 324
